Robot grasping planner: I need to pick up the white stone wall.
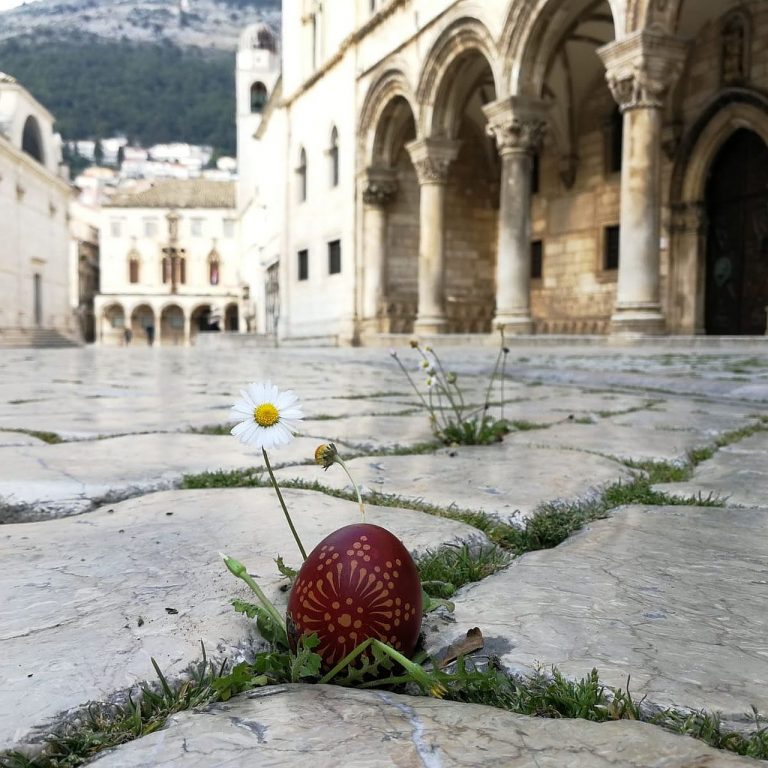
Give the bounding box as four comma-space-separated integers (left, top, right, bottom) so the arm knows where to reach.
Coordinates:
0, 80, 73, 334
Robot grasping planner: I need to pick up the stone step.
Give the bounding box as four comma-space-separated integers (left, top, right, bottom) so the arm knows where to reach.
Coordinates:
0, 328, 81, 349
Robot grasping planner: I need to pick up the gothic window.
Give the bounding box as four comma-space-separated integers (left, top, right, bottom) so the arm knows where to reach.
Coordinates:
329, 126, 339, 187
250, 82, 268, 113
177, 251, 186, 285
162, 249, 172, 283
209, 249, 220, 286
128, 251, 140, 284
297, 147, 307, 202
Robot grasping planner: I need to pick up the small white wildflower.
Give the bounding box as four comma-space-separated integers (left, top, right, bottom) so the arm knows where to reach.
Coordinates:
230, 381, 304, 450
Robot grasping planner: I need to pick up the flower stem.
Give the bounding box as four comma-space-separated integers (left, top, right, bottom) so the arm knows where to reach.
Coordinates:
220, 552, 288, 644
262, 447, 307, 560
335, 455, 366, 522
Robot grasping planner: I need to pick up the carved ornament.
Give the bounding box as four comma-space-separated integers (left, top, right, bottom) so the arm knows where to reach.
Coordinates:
362, 168, 398, 206
405, 139, 460, 185
598, 31, 688, 111
482, 97, 549, 156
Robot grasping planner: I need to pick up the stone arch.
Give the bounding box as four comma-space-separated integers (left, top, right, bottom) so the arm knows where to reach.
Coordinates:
101, 302, 125, 345
672, 93, 768, 204
358, 68, 418, 168
250, 81, 268, 113
224, 302, 239, 331
667, 95, 768, 334
416, 17, 501, 138
160, 303, 185, 346
21, 115, 45, 165
130, 303, 155, 344
501, 0, 620, 97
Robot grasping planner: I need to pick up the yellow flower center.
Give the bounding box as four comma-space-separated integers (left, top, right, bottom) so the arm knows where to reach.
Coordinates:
254, 403, 279, 427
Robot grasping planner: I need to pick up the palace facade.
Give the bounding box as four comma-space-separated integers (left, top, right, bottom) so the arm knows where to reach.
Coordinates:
239, 0, 768, 344
95, 179, 242, 345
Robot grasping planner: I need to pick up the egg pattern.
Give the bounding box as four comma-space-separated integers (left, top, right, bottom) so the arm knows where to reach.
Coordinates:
286, 523, 422, 669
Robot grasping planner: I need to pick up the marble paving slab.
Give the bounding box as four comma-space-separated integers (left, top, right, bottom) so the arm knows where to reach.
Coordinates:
88, 685, 758, 768
0, 433, 324, 522
275, 445, 631, 521
0, 488, 484, 752
302, 413, 437, 450
425, 504, 768, 719
506, 420, 707, 463
656, 432, 768, 507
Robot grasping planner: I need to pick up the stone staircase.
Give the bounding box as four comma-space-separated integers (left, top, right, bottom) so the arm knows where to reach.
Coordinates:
0, 328, 81, 348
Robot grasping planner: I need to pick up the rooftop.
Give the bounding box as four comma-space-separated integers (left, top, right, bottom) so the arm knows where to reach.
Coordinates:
107, 179, 235, 209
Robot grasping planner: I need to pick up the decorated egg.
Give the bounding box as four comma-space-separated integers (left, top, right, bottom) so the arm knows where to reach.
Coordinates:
286, 523, 422, 669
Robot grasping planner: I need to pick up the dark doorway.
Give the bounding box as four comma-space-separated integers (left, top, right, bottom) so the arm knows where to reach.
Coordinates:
705, 129, 768, 334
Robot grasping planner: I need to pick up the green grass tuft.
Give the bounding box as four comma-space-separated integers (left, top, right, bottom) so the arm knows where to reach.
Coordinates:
416, 544, 511, 598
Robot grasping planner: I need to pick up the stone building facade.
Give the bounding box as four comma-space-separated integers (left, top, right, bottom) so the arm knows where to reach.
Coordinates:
0, 73, 74, 337
94, 179, 242, 345
242, 0, 768, 343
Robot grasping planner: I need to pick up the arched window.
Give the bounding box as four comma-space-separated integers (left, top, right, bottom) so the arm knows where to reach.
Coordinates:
128, 249, 140, 284
208, 248, 220, 286
250, 82, 268, 113
329, 126, 339, 187
297, 147, 307, 202
21, 116, 45, 165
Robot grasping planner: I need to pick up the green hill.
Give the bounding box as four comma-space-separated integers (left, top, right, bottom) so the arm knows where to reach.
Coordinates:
0, 32, 237, 154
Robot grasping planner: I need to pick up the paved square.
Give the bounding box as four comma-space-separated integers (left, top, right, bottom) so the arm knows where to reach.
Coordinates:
2, 342, 768, 766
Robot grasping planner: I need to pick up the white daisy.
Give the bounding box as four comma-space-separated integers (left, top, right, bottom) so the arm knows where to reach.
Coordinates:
230, 382, 304, 450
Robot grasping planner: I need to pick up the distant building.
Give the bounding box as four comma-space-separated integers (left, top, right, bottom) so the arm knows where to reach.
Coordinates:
0, 72, 74, 340
94, 179, 243, 345
242, 0, 768, 343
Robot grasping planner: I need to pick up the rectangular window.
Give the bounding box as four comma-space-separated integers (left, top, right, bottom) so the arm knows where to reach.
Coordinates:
531, 240, 543, 279
143, 218, 158, 237
298, 249, 309, 281
328, 239, 341, 275
604, 225, 620, 271
608, 108, 623, 174
109, 219, 122, 237
222, 218, 235, 238
191, 218, 203, 237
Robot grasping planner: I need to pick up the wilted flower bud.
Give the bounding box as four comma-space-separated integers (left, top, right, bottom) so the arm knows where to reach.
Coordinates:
446, 372, 457, 384
409, 339, 420, 348
314, 442, 338, 470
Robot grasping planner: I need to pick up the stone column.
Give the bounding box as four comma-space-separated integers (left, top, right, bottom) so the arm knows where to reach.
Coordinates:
669, 201, 707, 334
599, 31, 688, 335
405, 138, 460, 335
183, 311, 192, 347
361, 168, 398, 334
483, 97, 548, 335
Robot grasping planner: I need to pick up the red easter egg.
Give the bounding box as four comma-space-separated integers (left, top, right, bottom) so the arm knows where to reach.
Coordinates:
286, 523, 422, 669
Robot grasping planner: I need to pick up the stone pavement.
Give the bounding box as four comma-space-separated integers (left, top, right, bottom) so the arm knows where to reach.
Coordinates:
1, 342, 768, 766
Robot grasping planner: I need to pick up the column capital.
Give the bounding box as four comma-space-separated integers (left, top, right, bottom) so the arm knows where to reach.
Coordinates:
405, 138, 460, 185
670, 201, 707, 234
482, 96, 548, 155
598, 31, 688, 111
362, 167, 398, 206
